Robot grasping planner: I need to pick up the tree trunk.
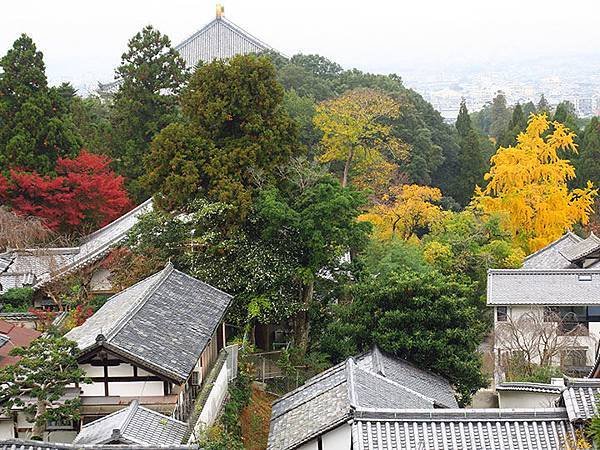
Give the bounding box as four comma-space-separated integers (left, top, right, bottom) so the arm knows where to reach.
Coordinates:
294, 280, 314, 356
342, 150, 355, 188
32, 399, 47, 439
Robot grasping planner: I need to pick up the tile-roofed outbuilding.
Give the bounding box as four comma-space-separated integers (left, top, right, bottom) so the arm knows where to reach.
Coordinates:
351, 408, 578, 450
0, 200, 153, 294
65, 263, 232, 383
522, 231, 581, 269
267, 347, 456, 450
560, 378, 600, 422
487, 268, 600, 305
73, 400, 188, 445
0, 439, 196, 450
496, 381, 564, 394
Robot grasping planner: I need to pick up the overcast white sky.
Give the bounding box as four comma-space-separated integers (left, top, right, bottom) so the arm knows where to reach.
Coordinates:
2, 0, 600, 89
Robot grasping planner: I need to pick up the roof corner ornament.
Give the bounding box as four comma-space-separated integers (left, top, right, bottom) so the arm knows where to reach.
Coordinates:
216, 3, 224, 19
96, 333, 106, 343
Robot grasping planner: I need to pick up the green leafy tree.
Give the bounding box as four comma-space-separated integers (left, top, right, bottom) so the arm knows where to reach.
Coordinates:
537, 94, 550, 114
489, 91, 511, 142
111, 25, 188, 199
0, 335, 86, 438
450, 100, 486, 206
0, 34, 82, 173
498, 103, 527, 148
255, 174, 370, 353
574, 117, 600, 189
322, 269, 488, 404
71, 96, 114, 156
144, 54, 298, 215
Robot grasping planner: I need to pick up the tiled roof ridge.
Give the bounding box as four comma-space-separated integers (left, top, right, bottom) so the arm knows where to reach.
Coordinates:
346, 358, 358, 407
497, 381, 564, 393
353, 407, 570, 421
78, 404, 129, 433
81, 198, 152, 244
523, 231, 582, 263
103, 263, 174, 343
119, 400, 142, 442
370, 345, 385, 376
559, 232, 600, 262
489, 268, 600, 274
376, 348, 454, 387
353, 363, 437, 407
271, 354, 367, 407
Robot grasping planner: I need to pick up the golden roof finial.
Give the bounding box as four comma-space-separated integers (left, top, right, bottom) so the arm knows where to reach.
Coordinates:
216, 3, 224, 19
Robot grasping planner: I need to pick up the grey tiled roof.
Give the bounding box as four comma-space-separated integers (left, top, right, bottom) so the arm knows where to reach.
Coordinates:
496, 382, 563, 394
522, 232, 581, 269
487, 269, 600, 305
0, 439, 196, 449
559, 233, 600, 263
268, 348, 457, 450
560, 379, 600, 422
351, 408, 577, 450
355, 347, 458, 408
0, 200, 153, 294
73, 400, 188, 445
175, 17, 274, 68
66, 263, 232, 383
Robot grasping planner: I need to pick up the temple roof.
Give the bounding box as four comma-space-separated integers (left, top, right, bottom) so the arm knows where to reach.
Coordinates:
65, 263, 232, 383
73, 400, 188, 445
268, 347, 457, 450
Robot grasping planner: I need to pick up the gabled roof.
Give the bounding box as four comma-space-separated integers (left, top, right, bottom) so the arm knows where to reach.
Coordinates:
522, 231, 581, 269
560, 379, 600, 422
65, 263, 232, 384
0, 199, 153, 294
176, 16, 275, 68
559, 232, 600, 264
73, 400, 188, 445
267, 347, 457, 450
487, 268, 600, 305
0, 440, 196, 450
351, 408, 577, 450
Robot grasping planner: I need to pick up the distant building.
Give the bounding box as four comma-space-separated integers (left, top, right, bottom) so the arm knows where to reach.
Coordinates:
0, 319, 40, 368
99, 5, 279, 93
488, 232, 600, 382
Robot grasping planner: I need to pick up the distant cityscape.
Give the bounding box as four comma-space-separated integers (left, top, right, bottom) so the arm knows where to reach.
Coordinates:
400, 53, 600, 122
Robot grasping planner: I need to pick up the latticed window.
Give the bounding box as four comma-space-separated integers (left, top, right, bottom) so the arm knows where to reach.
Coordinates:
497, 306, 508, 322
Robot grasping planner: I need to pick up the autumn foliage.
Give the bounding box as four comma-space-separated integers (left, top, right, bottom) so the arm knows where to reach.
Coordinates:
474, 114, 597, 252
0, 151, 131, 233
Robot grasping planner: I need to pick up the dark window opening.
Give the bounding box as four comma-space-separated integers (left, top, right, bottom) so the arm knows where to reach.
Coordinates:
497, 306, 508, 322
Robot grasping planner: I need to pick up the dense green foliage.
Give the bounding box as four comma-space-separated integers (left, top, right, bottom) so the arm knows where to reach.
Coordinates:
111, 25, 188, 199
0, 335, 86, 438
0, 34, 82, 173
144, 54, 298, 215
0, 287, 34, 312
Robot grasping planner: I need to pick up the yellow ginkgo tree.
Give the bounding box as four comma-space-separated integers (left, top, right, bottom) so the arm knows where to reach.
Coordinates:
473, 113, 597, 252
313, 88, 407, 188
360, 184, 444, 240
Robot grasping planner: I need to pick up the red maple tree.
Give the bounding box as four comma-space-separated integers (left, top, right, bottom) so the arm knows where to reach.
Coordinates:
0, 151, 131, 233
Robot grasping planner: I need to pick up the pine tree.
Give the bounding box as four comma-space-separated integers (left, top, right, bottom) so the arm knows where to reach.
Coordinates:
537, 94, 550, 114
574, 117, 600, 189
111, 26, 188, 200
451, 100, 486, 206
0, 34, 81, 174
489, 92, 510, 141
498, 103, 527, 147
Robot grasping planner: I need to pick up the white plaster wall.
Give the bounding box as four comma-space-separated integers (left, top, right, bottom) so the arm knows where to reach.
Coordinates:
192, 361, 228, 438
296, 440, 318, 450
80, 382, 105, 396
81, 364, 104, 377
138, 368, 153, 376
498, 391, 561, 409
107, 364, 134, 377
109, 381, 163, 396
0, 420, 14, 439
322, 424, 352, 449
90, 268, 113, 292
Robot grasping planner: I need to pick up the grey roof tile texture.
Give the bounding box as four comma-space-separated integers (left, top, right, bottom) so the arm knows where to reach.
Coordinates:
73, 400, 188, 445
559, 233, 600, 263
522, 232, 581, 269
352, 408, 577, 450
268, 348, 457, 450
66, 264, 232, 383
175, 17, 273, 68
561, 379, 600, 422
0, 440, 196, 450
487, 269, 600, 305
